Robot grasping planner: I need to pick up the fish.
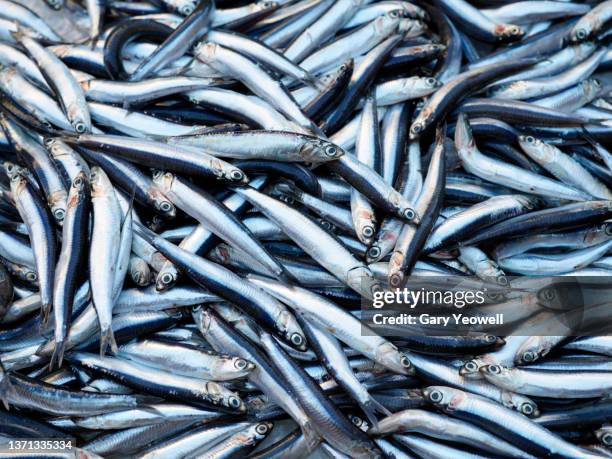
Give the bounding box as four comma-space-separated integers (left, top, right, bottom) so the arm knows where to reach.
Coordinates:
0, 2, 609, 457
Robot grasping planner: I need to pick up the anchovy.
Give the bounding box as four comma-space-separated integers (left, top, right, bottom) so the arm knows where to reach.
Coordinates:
6, 166, 56, 324
88, 166, 121, 356
15, 32, 91, 133
129, 0, 214, 81
50, 172, 89, 369
134, 223, 306, 350
426, 386, 605, 458
410, 59, 537, 138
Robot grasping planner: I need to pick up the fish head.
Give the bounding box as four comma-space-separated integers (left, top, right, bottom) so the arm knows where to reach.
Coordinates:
252, 422, 273, 440
495, 24, 524, 41
459, 359, 484, 378
70, 171, 89, 196
454, 112, 476, 152
584, 78, 603, 98
192, 306, 212, 335
424, 385, 464, 412
479, 364, 514, 385
4, 161, 23, 182
299, 137, 345, 162
67, 104, 90, 134
277, 309, 308, 351
421, 76, 442, 93
500, 390, 539, 417
518, 135, 554, 163
151, 169, 175, 192
401, 19, 427, 38
177, 0, 198, 15
254, 1, 278, 13
231, 356, 256, 374
147, 179, 176, 218
89, 166, 114, 198
409, 115, 427, 140
375, 342, 415, 375
193, 42, 219, 64
571, 23, 594, 42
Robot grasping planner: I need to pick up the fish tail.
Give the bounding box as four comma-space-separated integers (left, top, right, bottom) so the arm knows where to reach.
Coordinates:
49, 340, 66, 370
361, 396, 391, 431
0, 373, 13, 411
99, 327, 118, 357
39, 303, 52, 331
301, 420, 320, 452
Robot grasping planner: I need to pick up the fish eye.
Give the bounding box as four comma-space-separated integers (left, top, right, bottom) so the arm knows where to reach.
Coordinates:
389, 273, 403, 288
427, 78, 437, 86
180, 4, 194, 14
255, 423, 269, 435
525, 136, 535, 144
540, 288, 555, 301
159, 201, 173, 213
325, 145, 337, 156
229, 396, 241, 408
400, 354, 412, 368
485, 335, 497, 343
592, 78, 602, 88
351, 416, 363, 427
488, 365, 501, 374
464, 361, 478, 372
152, 170, 163, 179
511, 27, 521, 35
411, 123, 423, 134
362, 225, 374, 238
576, 29, 587, 40
73, 177, 83, 187
234, 358, 248, 370
497, 275, 508, 286
602, 433, 612, 445
389, 10, 398, 17
605, 224, 612, 236
521, 403, 535, 416
521, 351, 537, 363
367, 246, 381, 260
53, 208, 66, 221
74, 122, 87, 133
230, 170, 244, 181
160, 272, 175, 286
43, 137, 54, 146
290, 333, 304, 347
403, 208, 416, 221
429, 390, 443, 403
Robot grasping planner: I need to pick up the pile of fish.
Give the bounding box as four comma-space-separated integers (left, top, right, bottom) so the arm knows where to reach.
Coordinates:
0, 0, 611, 457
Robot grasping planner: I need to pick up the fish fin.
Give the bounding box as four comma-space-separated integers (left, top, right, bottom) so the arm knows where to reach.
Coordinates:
99, 327, 118, 357
361, 396, 391, 431
49, 340, 66, 371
